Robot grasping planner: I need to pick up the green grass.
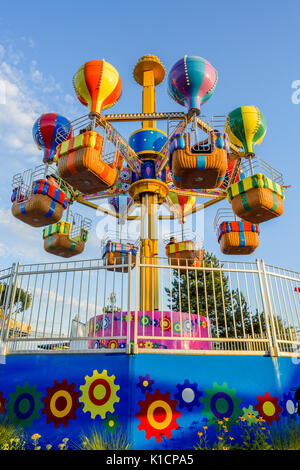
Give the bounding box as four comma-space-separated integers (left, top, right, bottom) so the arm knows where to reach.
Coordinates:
79, 427, 132, 450
0, 419, 26, 450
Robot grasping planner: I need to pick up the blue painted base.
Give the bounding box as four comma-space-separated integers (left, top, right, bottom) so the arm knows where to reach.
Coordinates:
0, 354, 299, 450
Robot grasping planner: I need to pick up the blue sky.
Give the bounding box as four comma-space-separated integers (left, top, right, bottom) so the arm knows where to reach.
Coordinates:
0, 0, 299, 271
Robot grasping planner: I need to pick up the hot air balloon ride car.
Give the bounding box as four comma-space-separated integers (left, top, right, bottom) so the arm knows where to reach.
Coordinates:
214, 209, 260, 255
101, 195, 138, 272
165, 194, 203, 267
225, 106, 285, 223
11, 165, 69, 227
102, 235, 139, 273
43, 211, 91, 258
56, 60, 123, 194
167, 56, 228, 189
169, 129, 229, 189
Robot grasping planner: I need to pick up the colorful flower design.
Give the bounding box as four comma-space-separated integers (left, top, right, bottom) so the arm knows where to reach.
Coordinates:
137, 374, 155, 394
79, 369, 120, 419
103, 413, 120, 434
201, 382, 242, 428
41, 379, 81, 428
6, 383, 43, 428
241, 405, 259, 425
135, 389, 181, 443
254, 392, 282, 425
175, 379, 202, 412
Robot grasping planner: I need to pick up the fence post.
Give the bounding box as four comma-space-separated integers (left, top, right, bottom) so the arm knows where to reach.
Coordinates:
3, 262, 21, 345
256, 259, 279, 357
0, 263, 16, 342
260, 259, 280, 356
133, 254, 140, 354
126, 253, 132, 354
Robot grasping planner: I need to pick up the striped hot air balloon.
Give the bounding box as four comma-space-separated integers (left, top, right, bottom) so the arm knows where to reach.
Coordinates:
225, 106, 267, 156
32, 113, 72, 164
167, 56, 218, 115
169, 192, 196, 222
108, 195, 133, 218
73, 60, 122, 116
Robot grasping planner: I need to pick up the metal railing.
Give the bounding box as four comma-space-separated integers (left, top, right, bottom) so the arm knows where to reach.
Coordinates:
0, 256, 299, 358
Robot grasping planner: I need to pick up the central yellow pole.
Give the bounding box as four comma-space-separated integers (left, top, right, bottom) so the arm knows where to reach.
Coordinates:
132, 55, 166, 311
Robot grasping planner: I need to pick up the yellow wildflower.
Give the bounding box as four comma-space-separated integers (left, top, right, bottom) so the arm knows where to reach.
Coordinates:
217, 436, 223, 440
31, 433, 41, 440
198, 432, 203, 437
223, 417, 229, 422
203, 426, 208, 430
218, 420, 223, 425
229, 436, 234, 441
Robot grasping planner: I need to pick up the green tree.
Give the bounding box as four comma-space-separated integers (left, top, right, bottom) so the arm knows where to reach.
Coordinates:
165, 250, 266, 339
0, 283, 32, 316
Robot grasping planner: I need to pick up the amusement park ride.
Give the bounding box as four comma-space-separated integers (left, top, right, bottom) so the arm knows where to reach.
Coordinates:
10, 54, 286, 312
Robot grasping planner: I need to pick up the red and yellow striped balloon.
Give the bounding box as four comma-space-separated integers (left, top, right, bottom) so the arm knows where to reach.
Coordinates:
73, 60, 122, 116
169, 192, 196, 221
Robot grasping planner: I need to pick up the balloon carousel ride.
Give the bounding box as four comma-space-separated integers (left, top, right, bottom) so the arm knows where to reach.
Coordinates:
10, 54, 287, 352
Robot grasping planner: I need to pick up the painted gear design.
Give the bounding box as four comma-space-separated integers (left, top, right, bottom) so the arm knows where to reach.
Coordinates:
139, 314, 152, 327
41, 379, 81, 428
158, 315, 171, 331
279, 392, 298, 420
79, 369, 120, 419
103, 413, 120, 434
0, 392, 7, 415
254, 392, 282, 425
200, 382, 242, 428
183, 318, 194, 334
6, 382, 42, 428
241, 405, 259, 424
137, 374, 155, 394
135, 389, 181, 443
175, 379, 202, 412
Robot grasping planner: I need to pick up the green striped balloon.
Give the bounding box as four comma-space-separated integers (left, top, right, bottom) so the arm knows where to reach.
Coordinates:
225, 106, 267, 156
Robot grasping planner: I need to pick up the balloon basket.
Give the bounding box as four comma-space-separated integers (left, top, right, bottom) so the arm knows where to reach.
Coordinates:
42, 215, 91, 258
219, 230, 260, 255
43, 233, 85, 258
227, 174, 285, 224
102, 241, 138, 273
11, 194, 64, 228
166, 240, 198, 268
170, 132, 227, 189
56, 130, 118, 194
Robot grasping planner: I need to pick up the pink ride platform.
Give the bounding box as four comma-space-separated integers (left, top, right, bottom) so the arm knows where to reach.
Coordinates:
88, 311, 211, 351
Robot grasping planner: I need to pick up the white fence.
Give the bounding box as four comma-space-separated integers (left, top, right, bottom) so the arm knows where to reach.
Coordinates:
0, 256, 299, 357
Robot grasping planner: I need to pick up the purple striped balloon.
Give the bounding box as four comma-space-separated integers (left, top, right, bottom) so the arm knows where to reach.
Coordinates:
167, 56, 218, 115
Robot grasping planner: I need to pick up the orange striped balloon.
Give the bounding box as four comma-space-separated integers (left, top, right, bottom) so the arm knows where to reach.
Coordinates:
73, 60, 122, 116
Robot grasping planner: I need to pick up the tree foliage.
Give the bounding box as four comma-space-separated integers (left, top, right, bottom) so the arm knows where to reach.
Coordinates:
0, 283, 32, 315
165, 250, 266, 339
